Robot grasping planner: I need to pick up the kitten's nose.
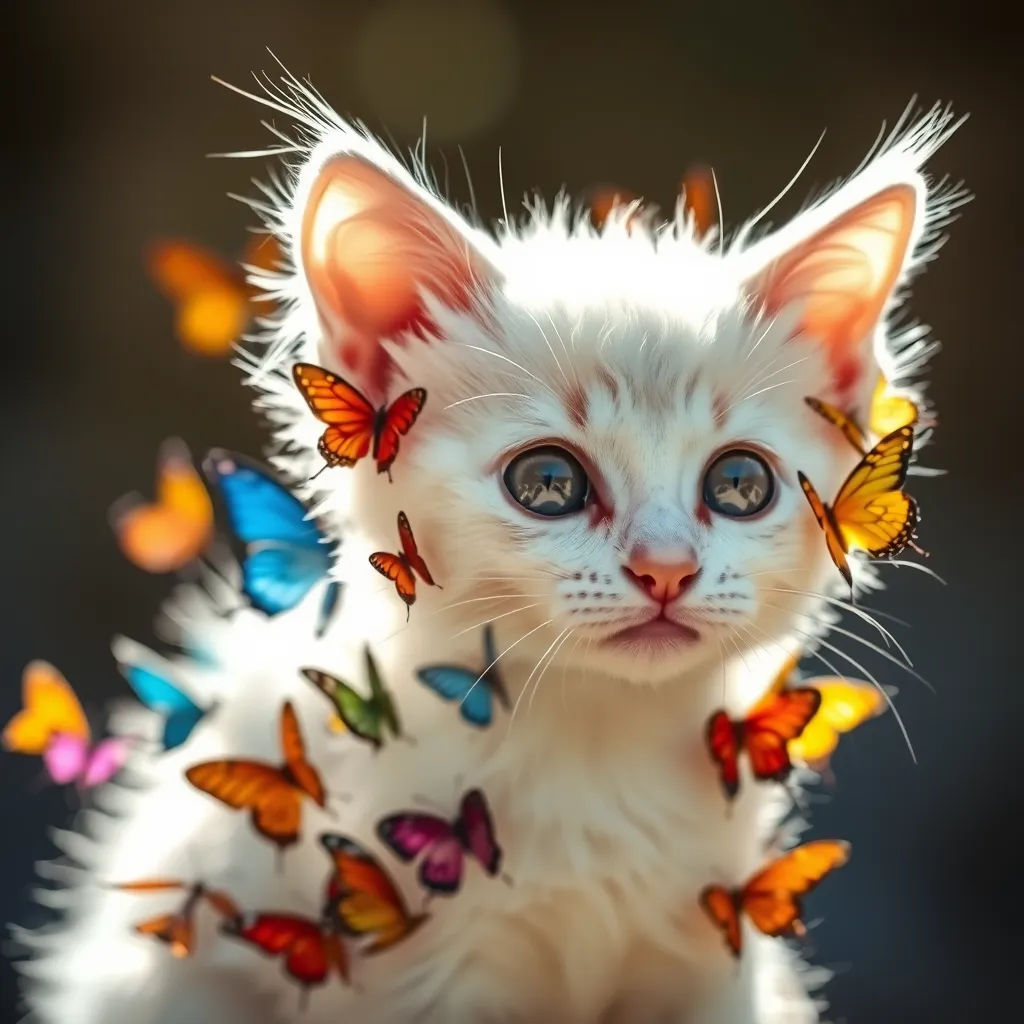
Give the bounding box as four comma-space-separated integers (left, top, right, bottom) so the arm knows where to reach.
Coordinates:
622, 547, 701, 604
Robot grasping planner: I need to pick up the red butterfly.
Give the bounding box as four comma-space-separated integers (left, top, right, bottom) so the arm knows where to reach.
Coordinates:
221, 911, 350, 1000
369, 512, 440, 619
705, 682, 821, 799
292, 362, 426, 481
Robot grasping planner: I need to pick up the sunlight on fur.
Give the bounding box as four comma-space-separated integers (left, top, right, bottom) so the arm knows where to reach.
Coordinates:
14, 64, 968, 1024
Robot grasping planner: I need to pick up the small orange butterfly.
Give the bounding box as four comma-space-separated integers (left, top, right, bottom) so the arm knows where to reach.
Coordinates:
700, 839, 850, 957
292, 363, 427, 481
111, 438, 214, 574
146, 234, 281, 357
705, 654, 821, 799
185, 702, 327, 852
369, 512, 440, 618
111, 878, 241, 958
798, 420, 921, 590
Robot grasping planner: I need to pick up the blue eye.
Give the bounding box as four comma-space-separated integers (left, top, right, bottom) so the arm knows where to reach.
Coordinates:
504, 446, 589, 517
702, 450, 775, 518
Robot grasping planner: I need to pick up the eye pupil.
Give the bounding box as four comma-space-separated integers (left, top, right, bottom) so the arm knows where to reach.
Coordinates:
504, 446, 589, 517
703, 450, 774, 518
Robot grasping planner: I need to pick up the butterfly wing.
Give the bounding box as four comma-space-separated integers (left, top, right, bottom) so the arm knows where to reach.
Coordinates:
804, 396, 868, 454
869, 379, 919, 436
705, 710, 741, 798
204, 451, 325, 549
280, 701, 326, 808
376, 813, 453, 862
301, 668, 383, 746
118, 659, 206, 751
316, 580, 343, 639
374, 388, 427, 476
3, 662, 90, 753
320, 834, 422, 952
416, 665, 494, 728
831, 427, 918, 558
741, 840, 850, 939
292, 364, 377, 468
798, 471, 852, 588
81, 737, 130, 788
368, 552, 418, 607
699, 885, 743, 957
146, 240, 248, 357
789, 679, 886, 766
135, 912, 194, 957
364, 647, 401, 740
185, 759, 301, 849
742, 688, 822, 784
457, 788, 503, 877
223, 913, 339, 987
42, 733, 90, 785
396, 512, 436, 586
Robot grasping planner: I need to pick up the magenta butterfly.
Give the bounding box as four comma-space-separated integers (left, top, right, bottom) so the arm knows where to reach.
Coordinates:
43, 733, 130, 788
375, 788, 503, 895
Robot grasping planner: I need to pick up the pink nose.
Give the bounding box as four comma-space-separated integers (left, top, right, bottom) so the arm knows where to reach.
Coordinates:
622, 549, 701, 603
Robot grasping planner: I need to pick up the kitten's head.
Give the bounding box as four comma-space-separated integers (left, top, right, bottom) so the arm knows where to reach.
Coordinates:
262, 98, 963, 686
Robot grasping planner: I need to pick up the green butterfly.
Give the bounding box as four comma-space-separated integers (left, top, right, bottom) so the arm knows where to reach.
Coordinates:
301, 646, 403, 750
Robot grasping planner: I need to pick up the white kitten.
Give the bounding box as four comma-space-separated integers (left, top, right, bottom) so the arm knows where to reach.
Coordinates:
15, 75, 966, 1024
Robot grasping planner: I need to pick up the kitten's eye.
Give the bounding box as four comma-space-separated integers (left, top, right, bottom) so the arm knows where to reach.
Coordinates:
504, 445, 589, 517
702, 450, 775, 518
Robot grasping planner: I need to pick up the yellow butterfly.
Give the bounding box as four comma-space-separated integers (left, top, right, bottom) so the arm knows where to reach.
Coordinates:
110, 439, 214, 574
869, 379, 919, 437
805, 386, 919, 458
797, 425, 920, 588
3, 662, 91, 754
789, 679, 887, 768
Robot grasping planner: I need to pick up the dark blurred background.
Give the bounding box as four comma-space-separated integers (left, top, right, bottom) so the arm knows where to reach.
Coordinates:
2, 1, 1021, 1021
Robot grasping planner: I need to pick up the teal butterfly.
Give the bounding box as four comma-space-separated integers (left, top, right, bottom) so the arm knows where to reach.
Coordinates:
301, 647, 404, 750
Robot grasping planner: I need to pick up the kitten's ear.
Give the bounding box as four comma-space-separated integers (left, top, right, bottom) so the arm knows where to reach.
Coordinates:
297, 144, 501, 402
740, 179, 923, 411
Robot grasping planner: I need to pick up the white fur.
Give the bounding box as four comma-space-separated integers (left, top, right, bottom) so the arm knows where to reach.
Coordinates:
14, 71, 967, 1024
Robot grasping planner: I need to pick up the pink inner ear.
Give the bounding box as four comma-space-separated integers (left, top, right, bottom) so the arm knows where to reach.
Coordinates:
302, 156, 493, 402
747, 185, 917, 405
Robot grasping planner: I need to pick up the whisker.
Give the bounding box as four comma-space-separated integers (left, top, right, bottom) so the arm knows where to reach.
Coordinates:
449, 603, 543, 641
529, 628, 574, 717
433, 593, 549, 615
762, 586, 909, 654
458, 616, 554, 713
777, 619, 917, 763
452, 343, 556, 397
509, 627, 570, 734
444, 393, 531, 410
876, 560, 947, 584
522, 309, 571, 390
561, 634, 584, 713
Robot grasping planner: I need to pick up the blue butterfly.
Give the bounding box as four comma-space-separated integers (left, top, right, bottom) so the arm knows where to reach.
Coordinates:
113, 638, 211, 751
415, 624, 510, 728
203, 449, 342, 639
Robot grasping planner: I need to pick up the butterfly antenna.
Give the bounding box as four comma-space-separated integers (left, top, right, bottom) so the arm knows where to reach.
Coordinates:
308, 464, 330, 483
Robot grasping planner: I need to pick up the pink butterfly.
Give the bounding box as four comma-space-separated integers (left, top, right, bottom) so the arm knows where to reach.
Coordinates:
375, 788, 503, 896
43, 733, 130, 788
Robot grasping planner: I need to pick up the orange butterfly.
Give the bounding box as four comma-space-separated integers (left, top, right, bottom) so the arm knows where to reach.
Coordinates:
111, 438, 214, 574
700, 839, 850, 957
798, 423, 920, 589
369, 512, 440, 618
111, 878, 241, 958
185, 702, 327, 851
291, 363, 427, 481
705, 661, 821, 799
146, 234, 281, 357
320, 833, 429, 954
